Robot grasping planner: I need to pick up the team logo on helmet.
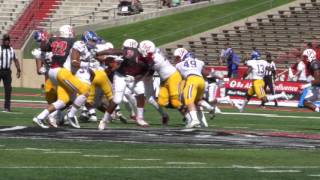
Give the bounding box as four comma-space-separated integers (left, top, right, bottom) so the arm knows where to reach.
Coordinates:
123, 39, 138, 48
138, 40, 156, 57
59, 25, 74, 38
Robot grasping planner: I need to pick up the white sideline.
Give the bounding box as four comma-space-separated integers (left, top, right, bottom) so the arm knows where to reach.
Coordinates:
44, 151, 81, 154
218, 112, 320, 119
0, 99, 46, 103
166, 162, 207, 165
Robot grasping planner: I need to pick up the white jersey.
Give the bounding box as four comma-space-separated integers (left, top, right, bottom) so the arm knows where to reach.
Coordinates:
246, 59, 269, 80
64, 40, 93, 85
152, 48, 176, 81
175, 55, 204, 79
297, 61, 307, 81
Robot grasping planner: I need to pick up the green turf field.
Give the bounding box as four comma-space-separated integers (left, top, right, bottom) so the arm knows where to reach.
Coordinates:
1, 87, 320, 180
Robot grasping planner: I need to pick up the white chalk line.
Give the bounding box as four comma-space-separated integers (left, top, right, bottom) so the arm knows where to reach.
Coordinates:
83, 155, 120, 158
166, 162, 207, 165
308, 174, 320, 177
258, 170, 301, 173
0, 126, 27, 132
123, 158, 162, 161
0, 99, 46, 103
220, 112, 319, 119
43, 151, 81, 154
0, 165, 319, 169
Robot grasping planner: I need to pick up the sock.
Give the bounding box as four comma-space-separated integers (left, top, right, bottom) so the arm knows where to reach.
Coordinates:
137, 107, 144, 120
148, 96, 165, 116
315, 107, 319, 112
240, 100, 248, 110
189, 110, 199, 122
68, 95, 87, 118
37, 109, 50, 120
266, 93, 283, 101
48, 110, 58, 119
197, 110, 208, 127
102, 112, 111, 122
198, 100, 214, 111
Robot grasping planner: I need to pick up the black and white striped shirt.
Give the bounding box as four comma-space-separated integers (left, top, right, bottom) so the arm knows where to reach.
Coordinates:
0, 45, 16, 70
265, 61, 276, 77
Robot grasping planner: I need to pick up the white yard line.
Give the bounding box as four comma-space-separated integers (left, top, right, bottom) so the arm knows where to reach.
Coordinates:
0, 99, 46, 103
43, 151, 81, 154
166, 162, 207, 165
0, 126, 27, 132
24, 148, 52, 151
258, 170, 301, 173
123, 158, 161, 161
83, 155, 120, 158
308, 174, 320, 177
220, 112, 319, 119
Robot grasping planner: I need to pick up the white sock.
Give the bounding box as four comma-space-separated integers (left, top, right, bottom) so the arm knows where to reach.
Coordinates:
102, 112, 111, 122
37, 109, 50, 120
197, 110, 208, 127
189, 110, 199, 122
137, 107, 144, 120
240, 100, 248, 109
266, 93, 283, 101
68, 95, 87, 118
315, 107, 319, 112
198, 100, 214, 111
48, 110, 58, 119
148, 96, 165, 116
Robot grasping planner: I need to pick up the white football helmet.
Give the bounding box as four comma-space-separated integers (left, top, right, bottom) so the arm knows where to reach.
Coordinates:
138, 40, 156, 57
59, 25, 74, 38
302, 49, 316, 62
123, 39, 138, 48
174, 48, 188, 59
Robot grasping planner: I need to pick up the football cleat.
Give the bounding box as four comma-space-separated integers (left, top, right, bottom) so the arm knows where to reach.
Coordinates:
33, 117, 49, 129
162, 114, 169, 126
185, 119, 200, 129
47, 116, 58, 128
88, 113, 98, 122
98, 120, 108, 130
67, 115, 81, 129
135, 118, 149, 127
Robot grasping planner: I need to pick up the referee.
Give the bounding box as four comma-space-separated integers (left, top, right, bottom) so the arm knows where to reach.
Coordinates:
0, 34, 21, 112
261, 52, 277, 107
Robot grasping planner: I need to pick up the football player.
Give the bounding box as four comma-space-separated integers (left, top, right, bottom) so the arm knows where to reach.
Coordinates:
300, 49, 320, 112
176, 51, 209, 128
33, 25, 90, 129
238, 59, 289, 112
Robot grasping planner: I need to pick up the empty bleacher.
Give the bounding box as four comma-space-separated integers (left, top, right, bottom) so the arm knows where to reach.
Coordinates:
164, 0, 320, 68
39, 0, 161, 32
0, 0, 32, 40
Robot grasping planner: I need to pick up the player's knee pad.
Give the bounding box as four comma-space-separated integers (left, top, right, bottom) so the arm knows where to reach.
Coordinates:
52, 100, 66, 110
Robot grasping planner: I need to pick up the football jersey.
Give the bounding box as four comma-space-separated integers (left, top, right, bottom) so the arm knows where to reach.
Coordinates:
246, 59, 269, 80
309, 59, 320, 76
152, 48, 176, 81
64, 41, 92, 71
176, 55, 204, 79
45, 37, 75, 68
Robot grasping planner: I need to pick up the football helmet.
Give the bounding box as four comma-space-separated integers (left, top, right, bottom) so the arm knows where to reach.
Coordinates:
123, 39, 138, 48
34, 30, 49, 42
174, 48, 188, 59
303, 49, 316, 62
138, 40, 156, 57
82, 31, 99, 49
59, 25, 74, 38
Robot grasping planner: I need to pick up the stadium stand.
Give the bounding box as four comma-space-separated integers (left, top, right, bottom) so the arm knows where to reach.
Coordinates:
4, 0, 59, 49
0, 0, 32, 43
164, 0, 320, 68
39, 0, 161, 32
